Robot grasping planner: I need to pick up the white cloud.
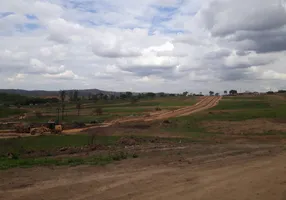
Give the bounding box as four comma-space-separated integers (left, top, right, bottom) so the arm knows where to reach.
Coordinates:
43, 70, 82, 80
0, 0, 286, 93
7, 73, 26, 82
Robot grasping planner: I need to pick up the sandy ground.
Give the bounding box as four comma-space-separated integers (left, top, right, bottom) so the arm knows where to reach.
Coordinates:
0, 143, 285, 200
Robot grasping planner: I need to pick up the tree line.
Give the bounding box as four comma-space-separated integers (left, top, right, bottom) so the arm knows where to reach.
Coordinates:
0, 93, 59, 107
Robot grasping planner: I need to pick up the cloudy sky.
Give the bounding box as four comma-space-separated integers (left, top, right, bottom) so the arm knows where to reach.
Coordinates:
1, 0, 286, 93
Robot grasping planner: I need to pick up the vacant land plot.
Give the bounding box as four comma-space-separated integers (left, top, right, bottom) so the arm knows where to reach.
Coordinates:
1, 94, 286, 200
0, 140, 285, 200
0, 96, 197, 124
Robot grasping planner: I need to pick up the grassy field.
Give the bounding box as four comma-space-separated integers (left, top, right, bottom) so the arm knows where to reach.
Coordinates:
0, 152, 131, 170
0, 134, 196, 170
161, 95, 286, 136
1, 96, 196, 123
1, 94, 286, 170
0, 107, 26, 118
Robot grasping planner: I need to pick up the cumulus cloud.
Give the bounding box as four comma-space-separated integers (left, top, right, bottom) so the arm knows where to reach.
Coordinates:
43, 70, 82, 80
201, 0, 286, 53
0, 0, 286, 92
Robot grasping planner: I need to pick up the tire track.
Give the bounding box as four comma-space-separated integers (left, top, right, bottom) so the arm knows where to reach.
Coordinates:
103, 96, 221, 125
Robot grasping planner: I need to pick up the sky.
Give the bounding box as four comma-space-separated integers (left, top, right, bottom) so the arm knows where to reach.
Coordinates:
1, 0, 286, 94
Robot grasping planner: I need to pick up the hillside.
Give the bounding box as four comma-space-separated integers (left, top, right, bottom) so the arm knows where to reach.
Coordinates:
0, 89, 117, 97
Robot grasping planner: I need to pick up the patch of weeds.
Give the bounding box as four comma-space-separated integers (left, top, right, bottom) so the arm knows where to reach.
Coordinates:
0, 151, 136, 170
111, 151, 128, 161
262, 130, 286, 136
132, 153, 139, 158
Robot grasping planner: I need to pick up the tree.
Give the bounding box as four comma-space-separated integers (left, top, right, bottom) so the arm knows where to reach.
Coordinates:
215, 93, 220, 96
182, 91, 188, 96
73, 90, 79, 101
110, 95, 115, 100
103, 94, 108, 101
158, 92, 165, 97
130, 97, 139, 104
229, 90, 238, 95
146, 92, 156, 98
209, 91, 214, 96
224, 90, 228, 95
94, 107, 103, 116
76, 101, 81, 116
59, 90, 66, 120
91, 95, 98, 104
120, 93, 127, 99
126, 91, 133, 99
98, 93, 104, 100
88, 93, 92, 100
68, 91, 74, 101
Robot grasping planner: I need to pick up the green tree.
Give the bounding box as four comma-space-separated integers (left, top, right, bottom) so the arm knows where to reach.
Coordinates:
73, 90, 79, 101
92, 95, 98, 103
229, 90, 238, 95
76, 101, 81, 116
209, 91, 214, 96
94, 107, 103, 116
110, 95, 115, 100
68, 91, 73, 101
130, 97, 139, 104
182, 91, 188, 96
59, 90, 66, 120
120, 93, 127, 99
126, 91, 133, 98
88, 93, 92, 100
103, 94, 108, 101
98, 93, 104, 100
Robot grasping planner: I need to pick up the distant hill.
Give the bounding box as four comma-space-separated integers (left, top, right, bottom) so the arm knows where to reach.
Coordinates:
0, 89, 119, 97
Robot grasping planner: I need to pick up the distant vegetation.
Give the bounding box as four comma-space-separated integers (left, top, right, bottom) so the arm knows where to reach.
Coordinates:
0, 107, 26, 118
0, 93, 59, 106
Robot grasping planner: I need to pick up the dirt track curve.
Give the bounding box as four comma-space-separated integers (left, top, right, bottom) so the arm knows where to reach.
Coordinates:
103, 96, 221, 125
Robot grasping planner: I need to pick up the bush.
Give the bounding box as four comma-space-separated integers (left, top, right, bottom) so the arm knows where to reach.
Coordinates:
93, 107, 103, 116
155, 107, 161, 111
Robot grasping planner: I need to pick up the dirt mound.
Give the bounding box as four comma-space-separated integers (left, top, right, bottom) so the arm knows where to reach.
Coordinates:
117, 136, 158, 146
117, 122, 151, 129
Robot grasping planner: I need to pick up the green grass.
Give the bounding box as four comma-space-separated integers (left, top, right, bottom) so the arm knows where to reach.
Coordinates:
0, 107, 26, 118
0, 135, 121, 157
161, 95, 286, 136
0, 151, 131, 170
23, 114, 125, 123
21, 97, 197, 123
212, 100, 271, 110
162, 116, 222, 137
223, 96, 267, 100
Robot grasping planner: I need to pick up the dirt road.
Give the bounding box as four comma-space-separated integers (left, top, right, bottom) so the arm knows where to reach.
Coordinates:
1, 143, 285, 200
103, 96, 221, 125
0, 96, 221, 137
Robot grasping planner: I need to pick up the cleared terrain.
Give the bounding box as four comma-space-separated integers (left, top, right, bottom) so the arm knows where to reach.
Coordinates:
1, 94, 286, 200
0, 142, 285, 200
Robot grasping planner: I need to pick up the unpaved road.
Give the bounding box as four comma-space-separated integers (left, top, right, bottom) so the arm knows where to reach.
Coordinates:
102, 96, 221, 125
0, 96, 221, 137
1, 143, 285, 200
